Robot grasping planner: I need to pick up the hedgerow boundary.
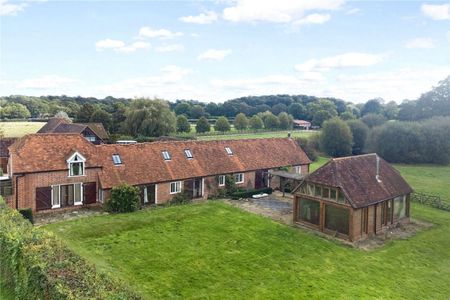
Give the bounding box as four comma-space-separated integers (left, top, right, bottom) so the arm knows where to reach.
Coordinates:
0, 197, 140, 300
411, 192, 450, 211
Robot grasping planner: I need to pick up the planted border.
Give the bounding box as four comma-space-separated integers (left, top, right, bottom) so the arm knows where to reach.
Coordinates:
0, 197, 140, 300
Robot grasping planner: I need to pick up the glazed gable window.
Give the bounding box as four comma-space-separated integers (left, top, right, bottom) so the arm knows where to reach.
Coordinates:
67, 152, 86, 177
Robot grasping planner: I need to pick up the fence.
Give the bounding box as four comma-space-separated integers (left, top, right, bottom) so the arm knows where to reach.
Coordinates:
411, 192, 450, 211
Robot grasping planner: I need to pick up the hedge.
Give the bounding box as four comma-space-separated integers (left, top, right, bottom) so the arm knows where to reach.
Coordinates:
231, 187, 273, 199
0, 197, 140, 300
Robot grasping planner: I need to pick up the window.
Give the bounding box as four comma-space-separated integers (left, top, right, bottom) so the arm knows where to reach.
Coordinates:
67, 152, 86, 177
112, 154, 122, 165
322, 187, 330, 199
218, 175, 226, 186
394, 196, 406, 219
74, 183, 83, 205
51, 185, 60, 208
98, 189, 104, 203
337, 190, 345, 203
325, 204, 350, 235
85, 136, 96, 142
307, 184, 314, 196
234, 173, 244, 184
299, 198, 320, 226
314, 185, 322, 197
361, 207, 368, 234
225, 147, 233, 155
170, 181, 181, 194
294, 166, 302, 174
184, 149, 193, 159
330, 189, 337, 201
162, 151, 171, 161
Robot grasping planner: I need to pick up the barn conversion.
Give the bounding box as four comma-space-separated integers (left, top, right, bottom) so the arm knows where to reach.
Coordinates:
3, 134, 310, 212
293, 154, 413, 241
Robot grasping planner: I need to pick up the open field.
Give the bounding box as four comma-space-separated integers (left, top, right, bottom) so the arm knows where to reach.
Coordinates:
0, 122, 44, 138
197, 130, 316, 141
44, 201, 450, 299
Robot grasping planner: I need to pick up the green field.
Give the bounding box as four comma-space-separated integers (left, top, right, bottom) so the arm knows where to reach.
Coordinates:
197, 130, 316, 140
44, 201, 450, 299
0, 122, 44, 138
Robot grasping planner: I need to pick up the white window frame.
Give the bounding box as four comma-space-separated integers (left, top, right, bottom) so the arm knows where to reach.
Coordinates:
294, 165, 302, 174
218, 175, 226, 187
85, 136, 96, 142
225, 147, 233, 155
170, 181, 182, 194
74, 183, 83, 206
184, 149, 193, 159
162, 151, 171, 161
144, 186, 148, 203
51, 185, 60, 209
98, 188, 104, 203
67, 152, 86, 177
234, 173, 244, 184
112, 154, 122, 165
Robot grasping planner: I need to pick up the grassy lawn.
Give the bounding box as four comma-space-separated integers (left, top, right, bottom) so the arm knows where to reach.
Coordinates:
44, 201, 450, 299
197, 130, 316, 141
0, 122, 45, 138
0, 277, 15, 300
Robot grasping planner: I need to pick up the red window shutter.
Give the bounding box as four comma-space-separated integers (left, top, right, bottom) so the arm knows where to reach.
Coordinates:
36, 187, 52, 211
83, 182, 97, 204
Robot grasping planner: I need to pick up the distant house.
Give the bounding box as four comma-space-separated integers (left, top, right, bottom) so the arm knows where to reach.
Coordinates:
293, 120, 311, 130
0, 138, 16, 174
293, 154, 413, 241
37, 118, 109, 144
4, 134, 311, 212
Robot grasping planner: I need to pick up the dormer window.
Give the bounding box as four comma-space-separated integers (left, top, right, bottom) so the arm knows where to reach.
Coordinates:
184, 149, 193, 159
225, 147, 233, 155
162, 150, 171, 161
112, 154, 122, 165
67, 152, 86, 177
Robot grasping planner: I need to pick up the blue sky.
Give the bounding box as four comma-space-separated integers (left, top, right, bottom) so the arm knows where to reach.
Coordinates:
1, 0, 449, 103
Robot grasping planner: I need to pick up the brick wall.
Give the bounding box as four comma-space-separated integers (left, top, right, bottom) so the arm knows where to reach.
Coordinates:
16, 168, 100, 212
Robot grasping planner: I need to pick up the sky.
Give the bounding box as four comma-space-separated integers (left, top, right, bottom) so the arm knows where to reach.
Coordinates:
0, 0, 449, 103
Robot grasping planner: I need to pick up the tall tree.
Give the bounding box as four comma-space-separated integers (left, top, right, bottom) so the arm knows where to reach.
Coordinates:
214, 116, 231, 132
234, 113, 248, 131
196, 116, 211, 133
361, 98, 383, 116
320, 117, 353, 157
249, 115, 263, 130
278, 112, 293, 130
288, 103, 306, 119
347, 120, 369, 155
176, 115, 191, 133
90, 109, 112, 131
76, 103, 96, 123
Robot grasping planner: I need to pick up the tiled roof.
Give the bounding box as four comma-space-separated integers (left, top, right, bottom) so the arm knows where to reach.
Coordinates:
84, 123, 109, 140
302, 154, 413, 208
37, 118, 108, 140
9, 134, 101, 173
37, 118, 68, 133
98, 138, 311, 188
9, 134, 311, 188
0, 138, 17, 157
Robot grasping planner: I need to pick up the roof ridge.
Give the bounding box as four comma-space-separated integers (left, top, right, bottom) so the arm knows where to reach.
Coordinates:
331, 153, 377, 161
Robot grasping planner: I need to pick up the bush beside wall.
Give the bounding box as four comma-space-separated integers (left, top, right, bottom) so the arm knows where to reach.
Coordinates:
231, 188, 273, 199
0, 197, 140, 300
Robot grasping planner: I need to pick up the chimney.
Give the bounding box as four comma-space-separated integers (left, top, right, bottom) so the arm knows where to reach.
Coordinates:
376, 155, 382, 183
287, 132, 291, 139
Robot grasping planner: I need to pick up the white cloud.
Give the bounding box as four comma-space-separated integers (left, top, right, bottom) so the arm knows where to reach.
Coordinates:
421, 3, 450, 20
292, 13, 330, 26
16, 75, 78, 89
404, 38, 435, 49
155, 44, 184, 52
198, 49, 232, 61
346, 8, 360, 15
138, 27, 183, 39
95, 39, 150, 53
295, 52, 384, 72
222, 0, 344, 23
116, 41, 151, 53
179, 11, 218, 24
95, 39, 126, 51
0, 0, 26, 16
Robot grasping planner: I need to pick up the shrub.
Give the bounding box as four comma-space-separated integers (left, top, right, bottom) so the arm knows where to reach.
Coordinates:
214, 116, 231, 132
176, 115, 191, 133
347, 119, 369, 155
169, 192, 191, 205
196, 116, 211, 133
234, 113, 248, 131
249, 115, 264, 131
225, 175, 237, 195
231, 187, 273, 199
295, 137, 318, 161
18, 208, 33, 224
320, 117, 352, 157
0, 196, 139, 299
106, 184, 140, 213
